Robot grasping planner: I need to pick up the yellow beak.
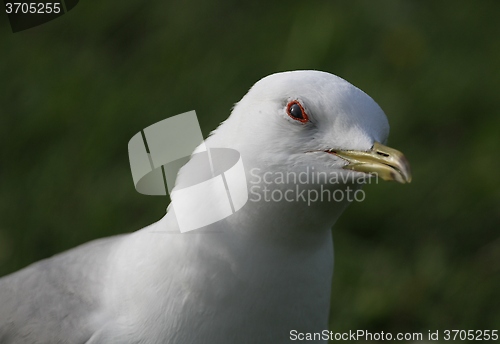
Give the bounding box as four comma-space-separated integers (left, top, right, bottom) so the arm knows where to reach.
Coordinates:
328, 142, 412, 184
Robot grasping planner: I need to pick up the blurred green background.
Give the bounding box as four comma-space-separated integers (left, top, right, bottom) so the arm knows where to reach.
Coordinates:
1, 0, 499, 341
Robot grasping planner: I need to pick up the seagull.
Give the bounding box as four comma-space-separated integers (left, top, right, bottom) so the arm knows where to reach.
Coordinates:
0, 70, 411, 344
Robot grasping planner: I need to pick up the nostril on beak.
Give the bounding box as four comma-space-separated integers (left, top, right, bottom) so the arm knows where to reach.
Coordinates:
376, 151, 389, 157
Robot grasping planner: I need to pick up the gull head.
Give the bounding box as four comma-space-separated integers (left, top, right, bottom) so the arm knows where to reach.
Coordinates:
210, 70, 411, 185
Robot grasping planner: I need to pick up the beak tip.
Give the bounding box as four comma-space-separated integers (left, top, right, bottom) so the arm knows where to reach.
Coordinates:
334, 141, 412, 185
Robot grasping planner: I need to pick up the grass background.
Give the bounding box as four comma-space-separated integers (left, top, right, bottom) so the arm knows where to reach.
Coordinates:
1, 0, 499, 341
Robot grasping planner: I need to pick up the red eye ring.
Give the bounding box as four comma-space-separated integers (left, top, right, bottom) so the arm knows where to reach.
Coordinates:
286, 100, 309, 123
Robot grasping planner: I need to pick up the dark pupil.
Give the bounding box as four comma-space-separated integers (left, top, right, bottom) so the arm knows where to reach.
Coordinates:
290, 103, 303, 119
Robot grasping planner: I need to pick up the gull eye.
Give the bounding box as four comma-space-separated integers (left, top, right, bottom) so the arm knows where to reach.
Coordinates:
286, 101, 308, 123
